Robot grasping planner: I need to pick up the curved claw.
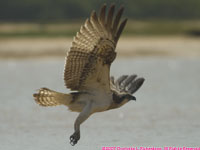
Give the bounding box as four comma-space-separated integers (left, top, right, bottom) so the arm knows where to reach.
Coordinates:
69, 132, 80, 146
70, 136, 77, 146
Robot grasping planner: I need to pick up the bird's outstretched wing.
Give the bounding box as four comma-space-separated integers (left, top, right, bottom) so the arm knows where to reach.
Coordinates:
64, 4, 127, 91
110, 75, 145, 95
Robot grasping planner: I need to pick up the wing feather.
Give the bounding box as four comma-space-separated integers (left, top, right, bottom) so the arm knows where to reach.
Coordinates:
112, 6, 124, 34
64, 4, 127, 91
99, 4, 106, 25
107, 4, 115, 29
115, 18, 128, 42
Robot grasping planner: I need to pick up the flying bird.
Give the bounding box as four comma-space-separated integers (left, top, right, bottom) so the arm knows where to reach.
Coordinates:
33, 4, 145, 146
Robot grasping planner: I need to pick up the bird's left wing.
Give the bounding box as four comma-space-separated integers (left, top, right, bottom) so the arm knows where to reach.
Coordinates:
110, 75, 145, 95
64, 4, 127, 92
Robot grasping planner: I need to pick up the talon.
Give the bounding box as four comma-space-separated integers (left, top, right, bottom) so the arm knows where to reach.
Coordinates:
69, 132, 80, 146
70, 140, 76, 146
70, 136, 77, 146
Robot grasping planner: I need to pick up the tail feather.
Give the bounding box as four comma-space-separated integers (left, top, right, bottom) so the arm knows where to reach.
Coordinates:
33, 88, 71, 107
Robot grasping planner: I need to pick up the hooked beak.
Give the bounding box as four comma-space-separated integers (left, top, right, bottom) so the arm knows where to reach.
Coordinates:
129, 95, 136, 101
131, 96, 136, 101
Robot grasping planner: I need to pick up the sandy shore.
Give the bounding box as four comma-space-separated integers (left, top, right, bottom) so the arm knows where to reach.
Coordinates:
0, 36, 200, 58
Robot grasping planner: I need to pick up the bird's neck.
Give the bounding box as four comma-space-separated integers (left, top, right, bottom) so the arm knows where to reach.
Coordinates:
107, 91, 129, 110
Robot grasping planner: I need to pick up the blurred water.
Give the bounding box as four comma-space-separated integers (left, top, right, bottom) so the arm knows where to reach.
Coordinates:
0, 57, 200, 150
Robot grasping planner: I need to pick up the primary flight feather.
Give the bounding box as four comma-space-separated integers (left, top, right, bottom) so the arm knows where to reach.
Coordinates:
33, 4, 145, 146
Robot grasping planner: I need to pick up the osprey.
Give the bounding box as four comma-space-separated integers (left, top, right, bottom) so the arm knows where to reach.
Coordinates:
33, 4, 145, 146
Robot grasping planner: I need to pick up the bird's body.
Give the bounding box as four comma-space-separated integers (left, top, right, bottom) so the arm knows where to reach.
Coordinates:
33, 4, 145, 146
68, 90, 113, 113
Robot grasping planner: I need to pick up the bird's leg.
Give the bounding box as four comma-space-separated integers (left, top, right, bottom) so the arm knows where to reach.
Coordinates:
70, 102, 92, 146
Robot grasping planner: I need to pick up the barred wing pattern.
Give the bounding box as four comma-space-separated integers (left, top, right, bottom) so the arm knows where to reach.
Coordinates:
64, 4, 127, 91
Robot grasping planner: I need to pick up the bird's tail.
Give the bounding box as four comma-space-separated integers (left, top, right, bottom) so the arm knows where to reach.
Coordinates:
33, 88, 72, 106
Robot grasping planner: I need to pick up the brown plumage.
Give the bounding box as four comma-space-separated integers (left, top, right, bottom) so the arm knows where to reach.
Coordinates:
33, 4, 145, 146
33, 88, 71, 106
64, 4, 127, 91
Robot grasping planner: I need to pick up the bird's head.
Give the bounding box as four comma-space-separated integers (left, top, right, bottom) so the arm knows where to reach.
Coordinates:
111, 92, 136, 109
109, 74, 144, 110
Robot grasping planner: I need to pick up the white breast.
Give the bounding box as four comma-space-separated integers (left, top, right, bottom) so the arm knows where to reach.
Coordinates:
89, 90, 113, 113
